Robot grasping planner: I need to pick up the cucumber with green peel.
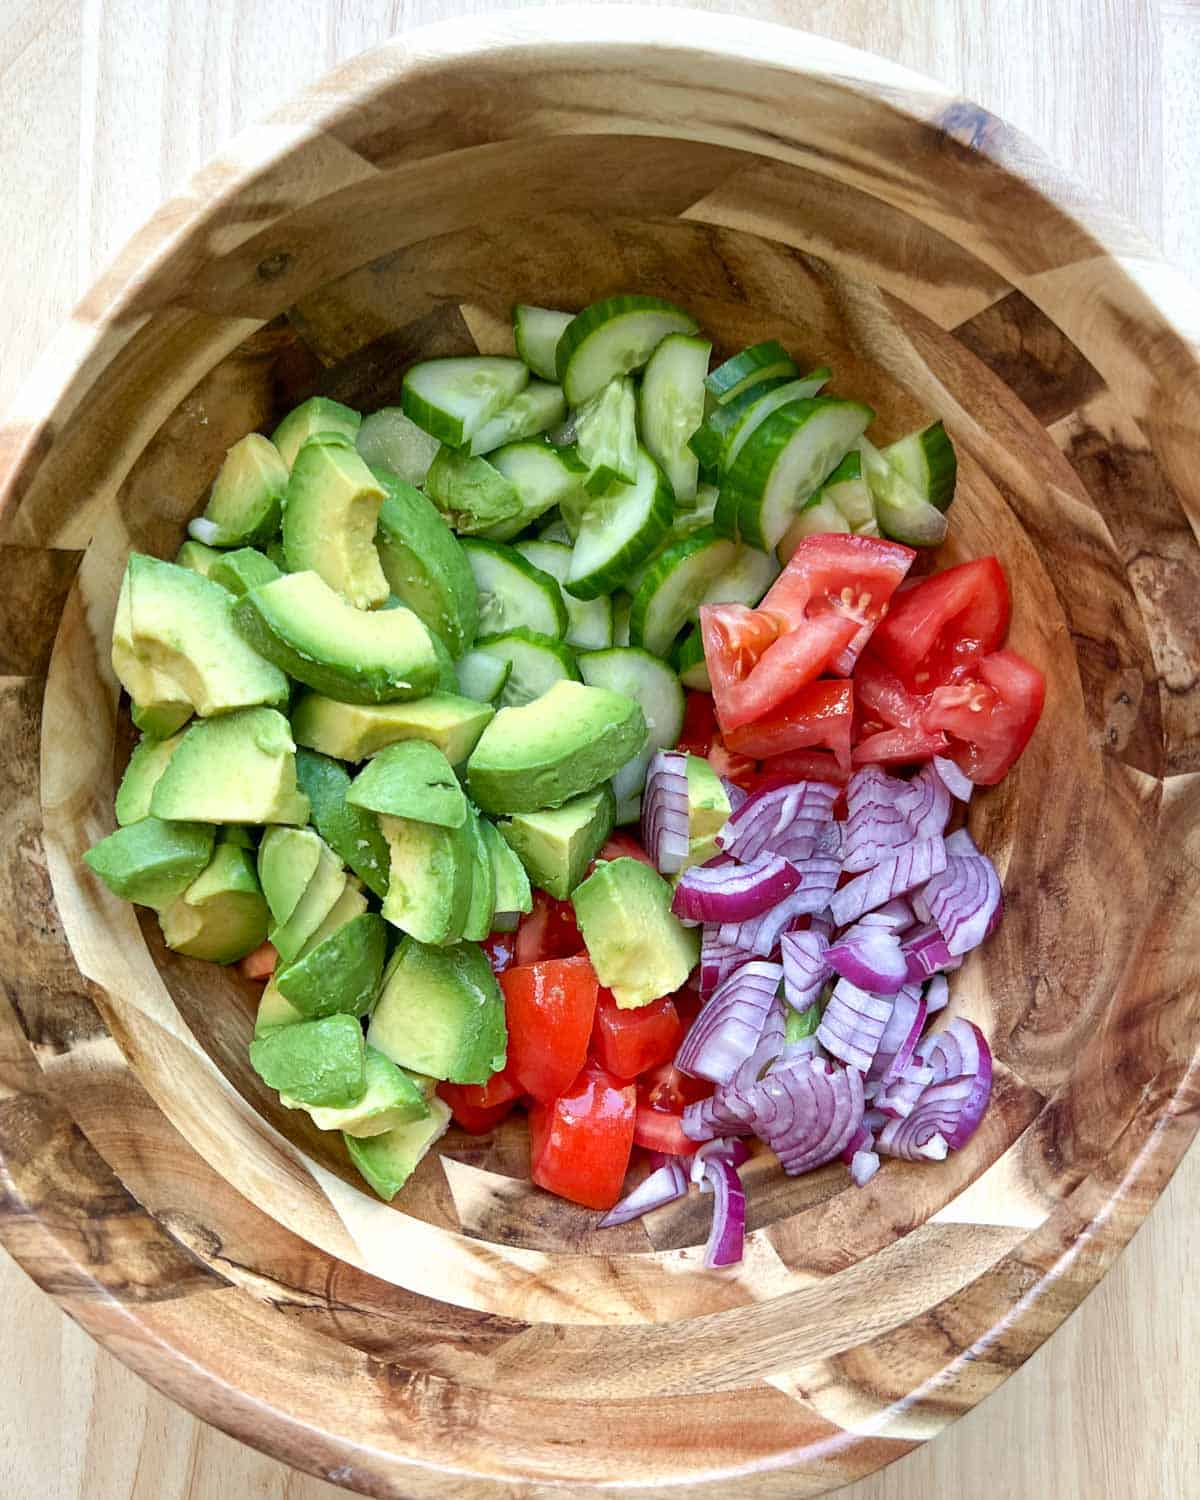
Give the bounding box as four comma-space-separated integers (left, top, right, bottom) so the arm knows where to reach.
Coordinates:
512, 305, 573, 381
423, 447, 523, 535
456, 649, 512, 704
883, 420, 957, 511
721, 397, 874, 551
638, 333, 712, 506
692, 367, 833, 476
471, 628, 579, 707
611, 592, 632, 647
702, 539, 780, 608
578, 647, 685, 823
630, 529, 739, 657
705, 340, 799, 405
516, 540, 613, 650
537, 512, 575, 546
858, 437, 948, 547
401, 356, 529, 447
777, 495, 851, 561
564, 445, 674, 600
468, 381, 567, 456
481, 440, 589, 541
672, 626, 711, 690
556, 294, 699, 407
461, 538, 568, 639
690, 375, 790, 471
575, 376, 637, 494
818, 450, 877, 533
356, 407, 440, 487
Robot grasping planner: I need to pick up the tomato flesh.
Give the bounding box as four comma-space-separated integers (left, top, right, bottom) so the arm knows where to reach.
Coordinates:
528, 1060, 636, 1210
750, 749, 849, 789
870, 556, 1010, 689
513, 889, 584, 965
633, 1105, 699, 1156
702, 602, 859, 732
675, 691, 720, 757
501, 955, 599, 1104
591, 989, 682, 1080
596, 832, 655, 868
724, 678, 853, 771
852, 726, 948, 765
438, 1067, 523, 1134
922, 647, 1045, 784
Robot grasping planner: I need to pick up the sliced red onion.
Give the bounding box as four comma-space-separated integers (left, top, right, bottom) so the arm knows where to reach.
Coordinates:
816, 979, 894, 1072
855, 897, 915, 932
830, 837, 948, 927
933, 754, 974, 803
911, 887, 932, 924
691, 1135, 753, 1186
717, 779, 838, 861
945, 827, 979, 856
808, 910, 835, 942
875, 1055, 935, 1118
842, 766, 913, 873
746, 1054, 864, 1176
877, 1114, 950, 1161
901, 921, 956, 980
924, 974, 950, 1014
641, 750, 691, 875
699, 926, 745, 997
897, 761, 952, 843
775, 1035, 826, 1066
850, 1149, 881, 1185
781, 928, 831, 1011
718, 857, 841, 955
598, 1160, 689, 1226
675, 960, 782, 1084
922, 846, 1002, 956
702, 1154, 747, 1267
868, 987, 926, 1083
672, 851, 801, 924
840, 1120, 875, 1163
682, 1089, 755, 1141
876, 1051, 990, 1157
721, 778, 748, 812
825, 925, 908, 995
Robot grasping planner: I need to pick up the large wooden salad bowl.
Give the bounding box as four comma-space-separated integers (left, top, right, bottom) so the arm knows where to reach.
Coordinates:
0, 10, 1197, 1496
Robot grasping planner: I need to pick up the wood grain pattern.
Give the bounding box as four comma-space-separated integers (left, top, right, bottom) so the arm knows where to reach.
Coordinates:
1, 4, 1199, 1500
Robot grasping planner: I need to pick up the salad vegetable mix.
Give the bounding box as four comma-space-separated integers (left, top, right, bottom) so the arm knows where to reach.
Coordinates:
86, 294, 1044, 1264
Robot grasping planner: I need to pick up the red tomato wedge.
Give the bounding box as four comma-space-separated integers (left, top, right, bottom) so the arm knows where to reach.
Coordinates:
238, 942, 277, 981
633, 1105, 699, 1156
853, 725, 949, 766
701, 602, 859, 733
869, 556, 1010, 690
501, 955, 598, 1104
639, 1062, 714, 1114
590, 989, 683, 1080
706, 739, 758, 790
438, 1067, 523, 1134
675, 691, 720, 758
751, 749, 849, 789
724, 678, 854, 771
513, 889, 584, 965
922, 647, 1045, 784
854, 651, 927, 730
529, 1061, 636, 1210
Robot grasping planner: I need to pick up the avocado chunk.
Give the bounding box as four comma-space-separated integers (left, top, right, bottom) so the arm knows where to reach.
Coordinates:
572, 856, 700, 1008
208, 547, 281, 597
282, 433, 388, 610
374, 471, 478, 657
257, 825, 323, 925
218, 824, 256, 850
119, 554, 289, 716
344, 1095, 452, 1200
112, 567, 194, 735
269, 837, 347, 966
467, 679, 646, 815
114, 732, 186, 825
234, 571, 440, 704
294, 749, 390, 899
683, 753, 732, 869
478, 817, 532, 925
84, 817, 215, 908
303, 878, 369, 948
275, 911, 387, 1019
291, 691, 494, 766
367, 938, 507, 1084
461, 811, 495, 942
175, 539, 223, 576
190, 432, 289, 545
255, 977, 306, 1036
283, 1047, 430, 1137
423, 447, 523, 535
158, 841, 270, 963
378, 812, 473, 947
149, 707, 309, 826
249, 1012, 366, 1108
272, 396, 361, 471
498, 783, 615, 900
130, 700, 193, 739
347, 740, 467, 828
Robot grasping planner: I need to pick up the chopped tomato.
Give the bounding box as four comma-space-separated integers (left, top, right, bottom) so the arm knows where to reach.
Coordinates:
633, 1105, 699, 1156
528, 1061, 636, 1210
706, 739, 758, 790
701, 601, 859, 732
481, 929, 517, 974
724, 678, 853, 771
597, 832, 655, 868
438, 1067, 523, 1134
590, 989, 683, 1080
853, 726, 949, 765
639, 1062, 714, 1114
854, 651, 926, 730
238, 942, 277, 981
922, 647, 1045, 784
675, 691, 720, 757
751, 748, 849, 788
869, 556, 1010, 690
513, 889, 583, 965
500, 955, 599, 1104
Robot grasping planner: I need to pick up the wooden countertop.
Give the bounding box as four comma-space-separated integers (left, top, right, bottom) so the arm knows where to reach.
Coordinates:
1, 2, 1196, 1496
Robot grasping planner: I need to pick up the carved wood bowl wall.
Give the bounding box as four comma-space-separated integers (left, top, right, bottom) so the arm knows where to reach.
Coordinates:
1, 11, 1198, 1498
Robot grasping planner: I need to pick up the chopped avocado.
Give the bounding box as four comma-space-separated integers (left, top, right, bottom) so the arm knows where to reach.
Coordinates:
378, 812, 473, 947
121, 554, 289, 716
344, 1095, 452, 1200
683, 753, 732, 869
294, 749, 390, 899
131, 700, 192, 739
572, 857, 700, 1008
248, 1012, 366, 1108
461, 811, 496, 942
272, 396, 361, 471
367, 938, 507, 1083
374, 471, 478, 657
208, 547, 281, 597
84, 817, 215, 908
266, 538, 288, 570
191, 432, 289, 545
302, 878, 369, 949
114, 732, 185, 825
257, 825, 324, 925
113, 564, 194, 735
467, 679, 646, 815
291, 691, 493, 766
428, 627, 459, 693
497, 783, 615, 900
158, 841, 270, 963
175, 539, 223, 576
269, 838, 347, 966
347, 740, 467, 828
283, 1046, 430, 1137
149, 707, 309, 826
234, 571, 440, 704
423, 447, 523, 535
282, 433, 389, 610
219, 825, 256, 850
275, 911, 387, 1019
255, 977, 306, 1037
478, 817, 532, 922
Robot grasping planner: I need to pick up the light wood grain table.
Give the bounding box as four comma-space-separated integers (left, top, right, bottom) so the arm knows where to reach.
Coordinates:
2, 2, 1197, 1496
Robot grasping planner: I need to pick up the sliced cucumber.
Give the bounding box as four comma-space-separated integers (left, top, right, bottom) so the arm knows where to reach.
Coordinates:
482, 440, 589, 541
356, 407, 440, 487
883, 420, 957, 512
471, 628, 579, 707
423, 447, 523, 535
461, 539, 568, 639
611, 592, 632, 647
630, 528, 739, 657
575, 377, 637, 494
703, 540, 780, 608
672, 625, 711, 691
777, 496, 851, 561
693, 366, 832, 476
721, 398, 874, 551
704, 339, 798, 405
565, 446, 674, 601
456, 649, 512, 704
516, 540, 613, 651
819, 450, 876, 533
513, 305, 573, 381
401, 356, 529, 447
578, 647, 685, 823
538, 512, 575, 545
468, 381, 566, 457
638, 333, 711, 506
859, 437, 948, 547
556, 294, 699, 407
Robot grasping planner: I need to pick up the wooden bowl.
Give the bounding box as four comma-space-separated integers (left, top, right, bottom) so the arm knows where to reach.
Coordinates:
1, 10, 1198, 1496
